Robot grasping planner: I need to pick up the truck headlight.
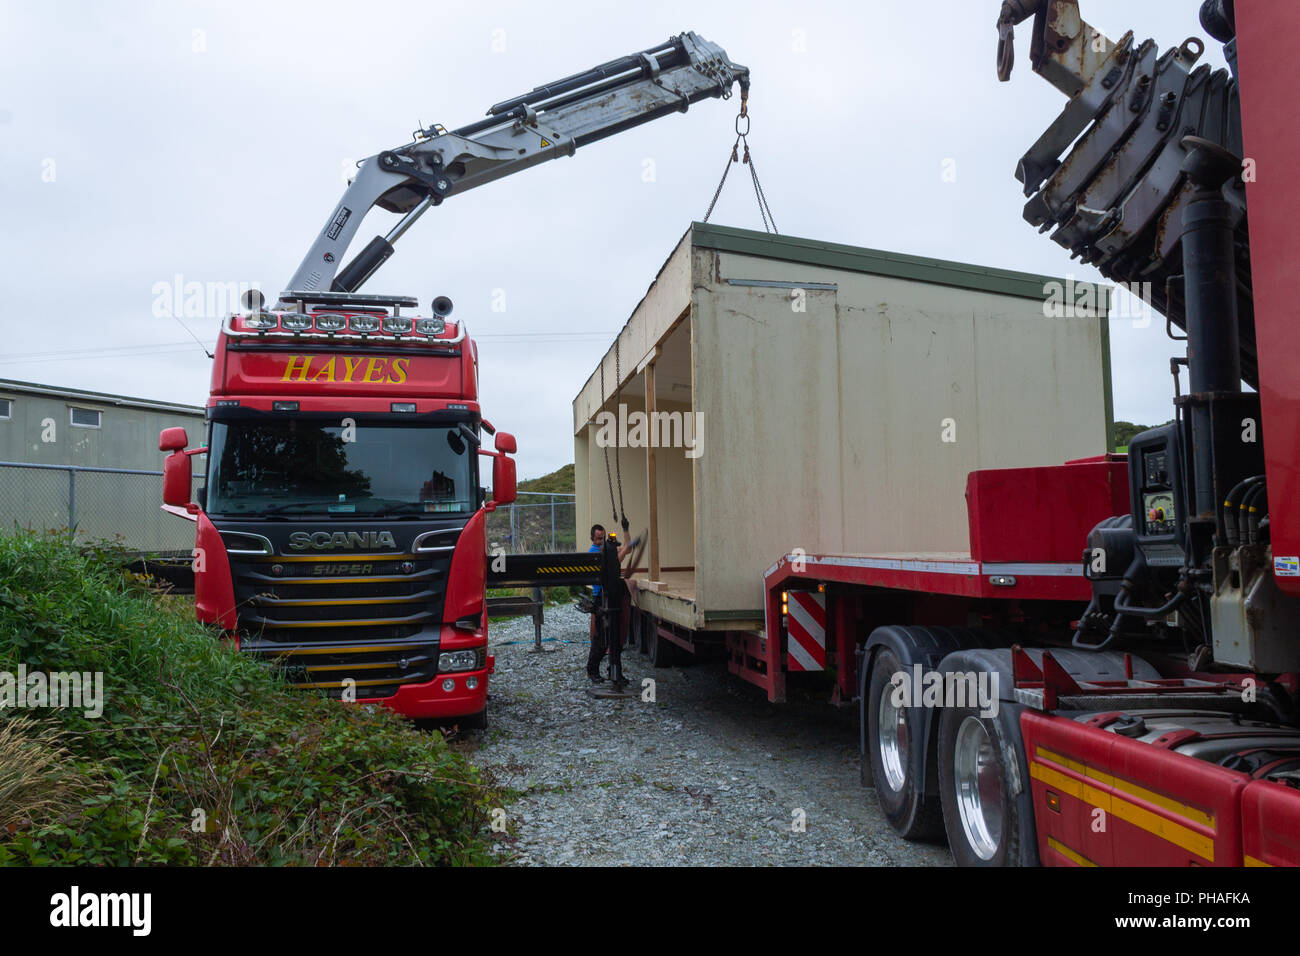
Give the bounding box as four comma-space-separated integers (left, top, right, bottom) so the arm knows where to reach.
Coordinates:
439, 650, 480, 672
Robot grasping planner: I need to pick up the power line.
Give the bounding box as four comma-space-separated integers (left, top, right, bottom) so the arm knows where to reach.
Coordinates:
0, 343, 215, 365
1, 329, 613, 363
0, 340, 205, 360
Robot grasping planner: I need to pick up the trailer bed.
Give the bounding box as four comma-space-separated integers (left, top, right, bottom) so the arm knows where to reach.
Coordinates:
631, 569, 763, 632
764, 550, 1090, 602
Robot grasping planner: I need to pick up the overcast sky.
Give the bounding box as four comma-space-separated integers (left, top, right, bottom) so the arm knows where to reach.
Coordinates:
0, 0, 1228, 480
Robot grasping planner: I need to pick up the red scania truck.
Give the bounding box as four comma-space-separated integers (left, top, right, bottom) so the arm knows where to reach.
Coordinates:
158, 32, 750, 722
160, 291, 515, 725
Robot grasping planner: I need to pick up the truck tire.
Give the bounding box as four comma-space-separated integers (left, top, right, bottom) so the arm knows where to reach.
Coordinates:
865, 647, 944, 840
937, 705, 1031, 866
647, 616, 675, 667
460, 709, 488, 731
929, 645, 1146, 867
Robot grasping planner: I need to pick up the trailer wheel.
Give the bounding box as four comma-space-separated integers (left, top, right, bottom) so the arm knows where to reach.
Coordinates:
866, 648, 944, 840
937, 707, 1026, 866
647, 616, 674, 667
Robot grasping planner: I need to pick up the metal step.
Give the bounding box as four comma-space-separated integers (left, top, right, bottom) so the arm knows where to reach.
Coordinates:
1011, 645, 1251, 711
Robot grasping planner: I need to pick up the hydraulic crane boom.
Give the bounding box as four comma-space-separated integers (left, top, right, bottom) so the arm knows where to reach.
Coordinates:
281, 31, 749, 302
994, 0, 1253, 386
999, 0, 1300, 652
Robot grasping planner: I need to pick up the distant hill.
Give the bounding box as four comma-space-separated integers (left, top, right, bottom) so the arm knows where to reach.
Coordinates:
1113, 420, 1173, 452
518, 463, 574, 495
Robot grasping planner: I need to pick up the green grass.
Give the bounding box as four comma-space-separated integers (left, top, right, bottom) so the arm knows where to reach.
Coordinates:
0, 531, 499, 866
486, 586, 580, 624
488, 586, 577, 605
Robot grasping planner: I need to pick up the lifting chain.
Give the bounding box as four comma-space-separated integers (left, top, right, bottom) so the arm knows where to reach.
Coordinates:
598, 344, 630, 537
702, 92, 779, 233
613, 337, 628, 535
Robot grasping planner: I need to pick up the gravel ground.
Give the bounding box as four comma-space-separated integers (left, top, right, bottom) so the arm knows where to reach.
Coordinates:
462, 603, 952, 867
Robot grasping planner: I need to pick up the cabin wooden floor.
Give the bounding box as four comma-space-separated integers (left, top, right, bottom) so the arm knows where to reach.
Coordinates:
629, 569, 696, 605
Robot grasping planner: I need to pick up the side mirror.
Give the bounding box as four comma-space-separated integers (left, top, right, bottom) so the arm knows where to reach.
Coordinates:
492, 454, 517, 506
159, 427, 189, 452
163, 451, 192, 507
494, 431, 517, 455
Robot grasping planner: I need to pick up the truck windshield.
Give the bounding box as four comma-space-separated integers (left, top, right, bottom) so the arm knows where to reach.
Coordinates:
207, 420, 475, 517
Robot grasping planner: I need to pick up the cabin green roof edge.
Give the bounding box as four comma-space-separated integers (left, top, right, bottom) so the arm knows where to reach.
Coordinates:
689, 221, 1109, 305
0, 377, 205, 416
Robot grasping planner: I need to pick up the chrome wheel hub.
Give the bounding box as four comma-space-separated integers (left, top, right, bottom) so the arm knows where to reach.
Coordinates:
953, 715, 1004, 861
877, 685, 910, 793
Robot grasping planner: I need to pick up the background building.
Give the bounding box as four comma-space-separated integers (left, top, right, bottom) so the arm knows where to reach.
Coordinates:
0, 379, 205, 552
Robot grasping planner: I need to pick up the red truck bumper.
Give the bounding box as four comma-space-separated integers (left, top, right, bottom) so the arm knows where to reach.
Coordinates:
362, 655, 495, 720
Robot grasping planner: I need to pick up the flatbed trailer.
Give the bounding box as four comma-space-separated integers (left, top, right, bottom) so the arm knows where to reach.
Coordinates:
761, 460, 1300, 867
755, 455, 1128, 705
575, 221, 1115, 668
602, 1, 1300, 867
751, 0, 1300, 867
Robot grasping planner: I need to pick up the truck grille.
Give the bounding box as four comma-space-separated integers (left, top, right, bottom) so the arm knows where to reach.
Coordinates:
244, 642, 439, 701
230, 550, 454, 698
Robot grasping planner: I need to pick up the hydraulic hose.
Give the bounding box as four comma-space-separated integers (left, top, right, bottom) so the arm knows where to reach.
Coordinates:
1242, 484, 1268, 545
1224, 474, 1265, 546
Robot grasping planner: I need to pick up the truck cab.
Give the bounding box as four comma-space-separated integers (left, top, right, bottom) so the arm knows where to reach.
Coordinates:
160, 291, 516, 723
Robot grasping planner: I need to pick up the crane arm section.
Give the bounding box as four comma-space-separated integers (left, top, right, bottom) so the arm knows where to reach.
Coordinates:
282, 31, 749, 301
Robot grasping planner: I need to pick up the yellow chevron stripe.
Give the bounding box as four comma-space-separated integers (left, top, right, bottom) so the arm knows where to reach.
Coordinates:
1030, 758, 1215, 862
253, 593, 430, 607
257, 643, 426, 656
242, 553, 410, 563
1244, 855, 1272, 867
1047, 837, 1097, 867
255, 616, 427, 628
258, 575, 425, 584
1036, 747, 1215, 828
304, 660, 428, 672
293, 677, 407, 690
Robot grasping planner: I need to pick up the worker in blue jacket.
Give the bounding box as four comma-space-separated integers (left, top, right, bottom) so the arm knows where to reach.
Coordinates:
587, 523, 633, 682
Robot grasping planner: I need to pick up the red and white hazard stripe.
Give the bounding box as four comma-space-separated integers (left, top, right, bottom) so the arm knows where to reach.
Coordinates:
786, 591, 826, 672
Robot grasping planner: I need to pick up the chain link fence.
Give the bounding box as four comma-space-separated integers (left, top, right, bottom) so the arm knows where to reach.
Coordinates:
1, 464, 578, 557
485, 492, 576, 554
0, 461, 203, 554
